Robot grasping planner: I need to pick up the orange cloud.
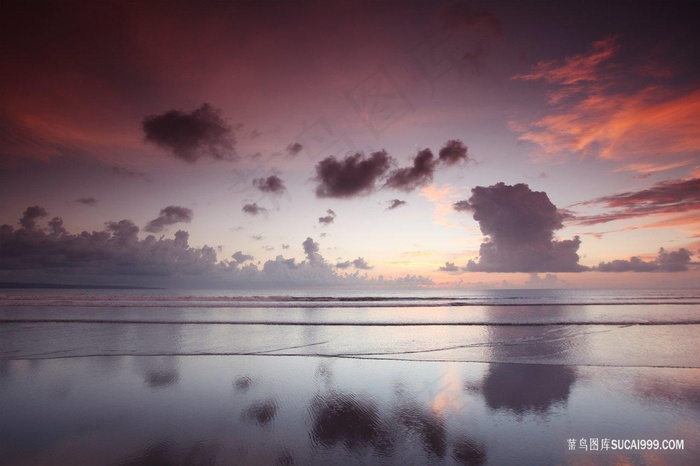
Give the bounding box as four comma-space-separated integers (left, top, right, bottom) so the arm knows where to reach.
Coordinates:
513, 36, 700, 175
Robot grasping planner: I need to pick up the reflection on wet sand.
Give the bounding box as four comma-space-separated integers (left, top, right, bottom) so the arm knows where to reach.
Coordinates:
393, 399, 447, 458
452, 436, 487, 466
134, 356, 180, 389
309, 392, 394, 455
243, 398, 278, 426
475, 306, 580, 415
117, 440, 220, 466
480, 363, 576, 414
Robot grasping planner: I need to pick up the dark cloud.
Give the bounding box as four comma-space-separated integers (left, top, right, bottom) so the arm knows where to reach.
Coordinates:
437, 139, 469, 166
232, 251, 254, 265
452, 200, 471, 212
281, 244, 290, 249
596, 248, 693, 272
286, 142, 303, 157
384, 149, 436, 192
387, 199, 407, 210
144, 206, 194, 233
250, 234, 264, 241
19, 206, 48, 230
142, 103, 235, 162
574, 178, 700, 225
462, 183, 587, 272
253, 175, 286, 194
438, 261, 460, 272
75, 197, 97, 206
318, 209, 336, 225
242, 203, 267, 216
303, 237, 323, 264
314, 150, 393, 198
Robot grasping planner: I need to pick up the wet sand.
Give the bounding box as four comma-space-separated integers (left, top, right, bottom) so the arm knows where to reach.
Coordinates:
1, 311, 699, 465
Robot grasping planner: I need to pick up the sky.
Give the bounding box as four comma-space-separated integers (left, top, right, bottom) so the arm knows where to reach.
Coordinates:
1, 0, 699, 289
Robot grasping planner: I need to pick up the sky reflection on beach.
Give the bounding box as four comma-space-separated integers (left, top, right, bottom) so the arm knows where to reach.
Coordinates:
1, 353, 699, 465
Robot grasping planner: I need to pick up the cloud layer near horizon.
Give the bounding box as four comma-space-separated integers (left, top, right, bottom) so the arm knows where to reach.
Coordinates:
0, 206, 428, 287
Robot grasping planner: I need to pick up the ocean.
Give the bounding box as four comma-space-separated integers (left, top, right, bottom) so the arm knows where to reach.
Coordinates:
1, 288, 699, 465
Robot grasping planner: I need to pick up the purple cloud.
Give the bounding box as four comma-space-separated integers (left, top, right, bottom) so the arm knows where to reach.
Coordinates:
384, 149, 436, 192
438, 139, 469, 166
461, 183, 587, 272
143, 103, 235, 162
313, 150, 393, 198
253, 175, 286, 194
387, 199, 407, 210
596, 248, 693, 272
144, 206, 194, 233
242, 203, 267, 216
319, 209, 336, 225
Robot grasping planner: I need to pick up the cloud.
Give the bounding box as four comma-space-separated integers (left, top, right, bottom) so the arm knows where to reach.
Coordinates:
513, 36, 618, 89
438, 262, 460, 272
231, 251, 254, 265
253, 175, 286, 194
524, 273, 559, 288
286, 142, 303, 157
437, 139, 469, 166
313, 150, 393, 198
75, 197, 97, 206
384, 149, 436, 192
0, 213, 217, 277
318, 209, 336, 226
596, 248, 693, 272
461, 183, 587, 272
352, 257, 372, 270
386, 199, 407, 210
302, 237, 324, 265
512, 36, 700, 172
335, 260, 351, 269
242, 203, 267, 216
112, 165, 150, 181
144, 206, 194, 233
452, 200, 471, 212
142, 103, 235, 162
573, 178, 700, 225
335, 257, 373, 270
19, 206, 48, 230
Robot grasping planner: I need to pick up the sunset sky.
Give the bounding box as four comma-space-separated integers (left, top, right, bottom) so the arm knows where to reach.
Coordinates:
1, 0, 699, 289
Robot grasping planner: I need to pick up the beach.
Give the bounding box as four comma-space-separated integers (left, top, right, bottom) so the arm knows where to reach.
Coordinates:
1, 289, 699, 465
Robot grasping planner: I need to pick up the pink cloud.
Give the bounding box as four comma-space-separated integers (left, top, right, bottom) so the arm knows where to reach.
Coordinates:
513, 36, 700, 175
